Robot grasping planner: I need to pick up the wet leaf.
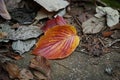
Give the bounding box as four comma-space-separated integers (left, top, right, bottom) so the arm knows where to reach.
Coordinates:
41, 16, 67, 32
33, 25, 80, 59
30, 56, 51, 79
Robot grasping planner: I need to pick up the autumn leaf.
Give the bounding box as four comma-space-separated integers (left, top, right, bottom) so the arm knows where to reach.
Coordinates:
41, 16, 67, 32
30, 56, 51, 79
3, 62, 20, 79
33, 25, 80, 59
0, 32, 7, 39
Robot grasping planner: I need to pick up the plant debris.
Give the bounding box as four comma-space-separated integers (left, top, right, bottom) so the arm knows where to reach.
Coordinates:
41, 16, 67, 32
0, 0, 120, 80
82, 17, 105, 34
30, 56, 51, 80
95, 6, 119, 27
0, 0, 11, 20
34, 0, 69, 12
33, 25, 80, 59
12, 39, 36, 54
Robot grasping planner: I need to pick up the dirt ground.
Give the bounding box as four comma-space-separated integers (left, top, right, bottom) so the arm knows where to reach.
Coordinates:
16, 45, 120, 80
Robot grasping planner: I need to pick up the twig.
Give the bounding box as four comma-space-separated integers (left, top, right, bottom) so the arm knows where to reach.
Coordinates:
96, 0, 107, 7
107, 39, 120, 47
98, 38, 106, 47
72, 16, 83, 35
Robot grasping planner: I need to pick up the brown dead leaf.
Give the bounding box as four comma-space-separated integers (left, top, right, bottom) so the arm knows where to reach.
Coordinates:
12, 23, 20, 29
110, 23, 120, 30
0, 0, 11, 20
0, 32, 7, 39
102, 31, 113, 37
30, 56, 51, 79
18, 69, 34, 80
4, 62, 20, 79
6, 53, 23, 60
0, 64, 10, 80
111, 30, 120, 39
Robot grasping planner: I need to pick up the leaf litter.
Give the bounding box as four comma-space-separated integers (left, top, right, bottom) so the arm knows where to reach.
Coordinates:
0, 0, 120, 80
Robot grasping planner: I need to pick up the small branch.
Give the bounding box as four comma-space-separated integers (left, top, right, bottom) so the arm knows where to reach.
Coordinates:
98, 38, 106, 47
72, 16, 83, 35
107, 39, 120, 47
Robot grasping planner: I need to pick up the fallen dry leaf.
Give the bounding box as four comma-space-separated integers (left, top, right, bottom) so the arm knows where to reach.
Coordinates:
34, 0, 69, 12
30, 56, 51, 79
4, 62, 20, 79
0, 32, 7, 39
111, 30, 120, 39
102, 31, 113, 37
82, 17, 105, 34
18, 69, 34, 80
0, 65, 10, 80
41, 16, 67, 32
33, 25, 80, 59
0, 0, 11, 20
110, 23, 120, 30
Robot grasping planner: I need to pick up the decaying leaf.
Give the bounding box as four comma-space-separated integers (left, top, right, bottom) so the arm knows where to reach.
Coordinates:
30, 56, 51, 79
35, 8, 54, 21
34, 0, 69, 12
18, 69, 33, 80
0, 24, 14, 42
4, 0, 21, 11
0, 66, 10, 80
41, 16, 67, 32
54, 9, 66, 17
111, 30, 120, 39
0, 0, 11, 20
4, 62, 20, 79
0, 24, 43, 41
82, 17, 105, 34
110, 23, 120, 30
102, 31, 113, 37
12, 39, 36, 54
33, 25, 80, 59
0, 32, 7, 39
10, 25, 43, 40
95, 6, 119, 27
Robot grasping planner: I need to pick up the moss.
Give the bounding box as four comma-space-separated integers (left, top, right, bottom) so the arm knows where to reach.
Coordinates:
101, 0, 120, 8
